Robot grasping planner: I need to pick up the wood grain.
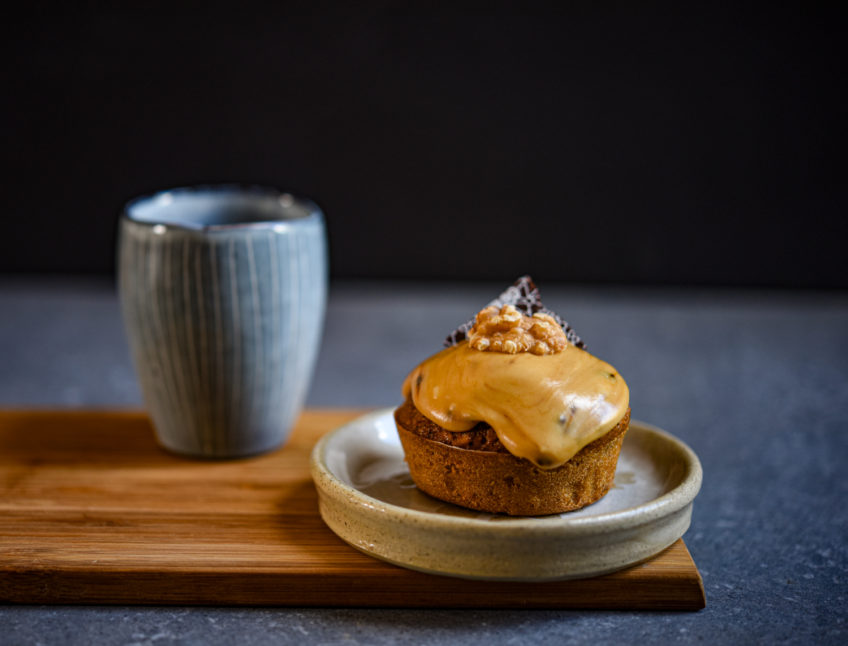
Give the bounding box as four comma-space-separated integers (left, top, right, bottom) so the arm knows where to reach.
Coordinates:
0, 409, 705, 609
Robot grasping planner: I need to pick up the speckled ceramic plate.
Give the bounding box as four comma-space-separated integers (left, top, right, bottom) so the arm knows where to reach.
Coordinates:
310, 408, 702, 581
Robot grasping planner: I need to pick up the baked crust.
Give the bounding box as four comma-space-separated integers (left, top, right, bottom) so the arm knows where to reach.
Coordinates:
394, 401, 630, 516
394, 398, 510, 453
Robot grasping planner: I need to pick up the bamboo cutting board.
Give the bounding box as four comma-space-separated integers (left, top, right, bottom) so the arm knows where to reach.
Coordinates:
0, 409, 705, 609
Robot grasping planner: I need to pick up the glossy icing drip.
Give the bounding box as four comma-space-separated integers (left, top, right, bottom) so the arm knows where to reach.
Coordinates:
402, 341, 629, 469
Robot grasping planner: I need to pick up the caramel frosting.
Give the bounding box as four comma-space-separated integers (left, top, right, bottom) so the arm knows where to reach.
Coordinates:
401, 339, 629, 470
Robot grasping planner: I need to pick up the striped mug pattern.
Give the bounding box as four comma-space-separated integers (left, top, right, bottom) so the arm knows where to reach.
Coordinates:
118, 186, 327, 457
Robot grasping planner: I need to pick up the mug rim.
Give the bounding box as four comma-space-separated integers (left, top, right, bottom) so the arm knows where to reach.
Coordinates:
122, 184, 324, 233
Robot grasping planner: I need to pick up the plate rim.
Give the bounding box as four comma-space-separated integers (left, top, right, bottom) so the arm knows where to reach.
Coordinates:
310, 407, 703, 537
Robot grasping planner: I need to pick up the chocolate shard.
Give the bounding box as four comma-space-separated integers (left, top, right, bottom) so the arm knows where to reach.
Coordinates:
444, 275, 586, 349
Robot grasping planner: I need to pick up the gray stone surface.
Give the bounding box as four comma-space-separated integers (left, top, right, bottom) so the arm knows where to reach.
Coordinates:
1, 277, 847, 645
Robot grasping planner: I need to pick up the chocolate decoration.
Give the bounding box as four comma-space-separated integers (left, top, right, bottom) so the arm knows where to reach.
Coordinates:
444, 276, 586, 349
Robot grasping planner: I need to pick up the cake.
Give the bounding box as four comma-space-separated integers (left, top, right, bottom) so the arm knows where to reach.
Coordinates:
394, 277, 631, 516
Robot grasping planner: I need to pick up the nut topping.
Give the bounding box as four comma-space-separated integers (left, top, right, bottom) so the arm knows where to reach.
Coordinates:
467, 304, 569, 355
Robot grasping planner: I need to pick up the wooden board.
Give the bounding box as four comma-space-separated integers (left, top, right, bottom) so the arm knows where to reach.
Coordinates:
0, 409, 705, 609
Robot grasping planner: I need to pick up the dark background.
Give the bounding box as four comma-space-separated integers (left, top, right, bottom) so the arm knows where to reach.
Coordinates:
2, 3, 844, 287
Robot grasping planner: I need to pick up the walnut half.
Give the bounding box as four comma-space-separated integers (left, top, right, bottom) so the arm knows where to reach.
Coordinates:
467, 304, 569, 355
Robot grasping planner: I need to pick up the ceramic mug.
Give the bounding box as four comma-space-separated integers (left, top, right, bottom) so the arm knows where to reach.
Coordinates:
118, 185, 327, 458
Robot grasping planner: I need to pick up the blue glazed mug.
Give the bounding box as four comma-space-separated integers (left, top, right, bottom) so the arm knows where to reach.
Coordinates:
118, 185, 327, 458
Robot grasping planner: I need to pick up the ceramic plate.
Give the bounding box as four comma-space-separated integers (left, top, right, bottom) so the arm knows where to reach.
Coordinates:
310, 408, 702, 581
